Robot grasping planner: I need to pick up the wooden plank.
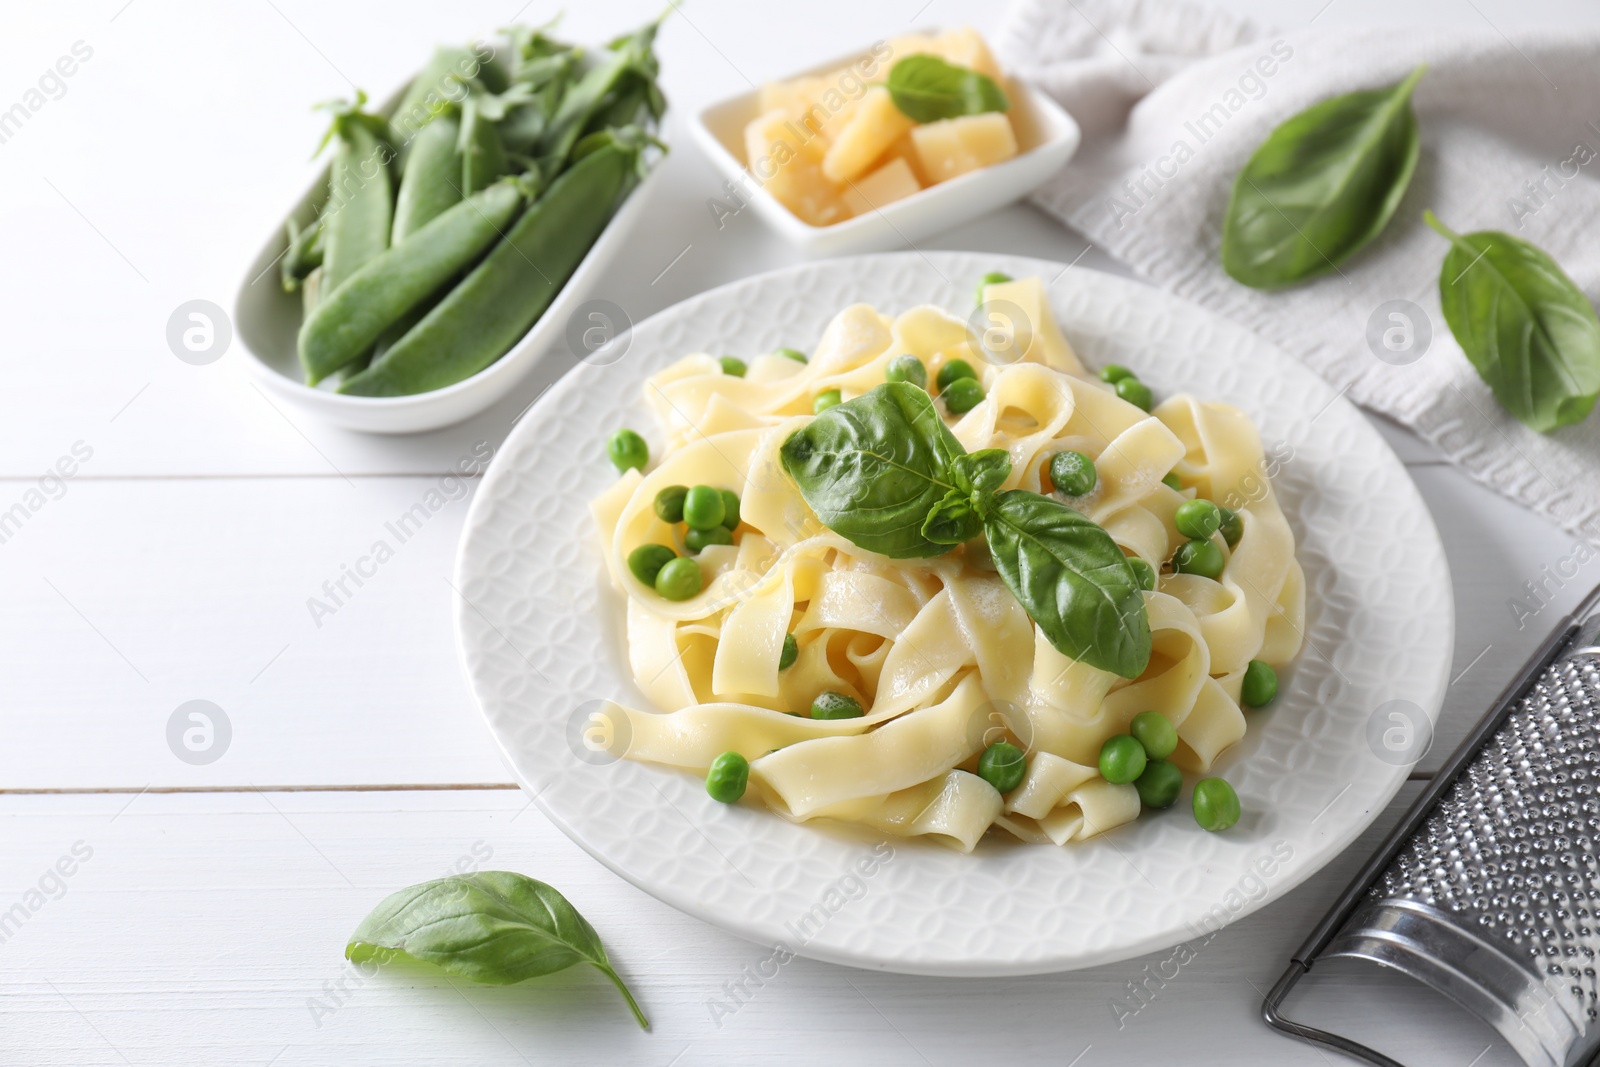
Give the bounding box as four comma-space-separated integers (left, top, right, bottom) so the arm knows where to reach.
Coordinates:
0, 783, 1516, 1066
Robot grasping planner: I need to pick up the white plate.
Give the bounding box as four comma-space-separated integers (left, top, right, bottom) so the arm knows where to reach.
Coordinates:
233, 81, 666, 435
691, 38, 1079, 257
454, 252, 1454, 976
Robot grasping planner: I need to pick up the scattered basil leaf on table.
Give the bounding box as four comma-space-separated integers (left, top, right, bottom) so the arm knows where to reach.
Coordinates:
345, 871, 648, 1029
1423, 211, 1600, 433
1222, 65, 1426, 290
779, 382, 965, 559
886, 55, 1009, 123
781, 385, 1151, 678
982, 491, 1151, 679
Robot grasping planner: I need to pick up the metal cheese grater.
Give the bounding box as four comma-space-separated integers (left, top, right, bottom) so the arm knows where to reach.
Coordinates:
1264, 584, 1600, 1067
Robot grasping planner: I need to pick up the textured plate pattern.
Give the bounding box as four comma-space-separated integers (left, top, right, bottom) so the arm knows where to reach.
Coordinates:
453, 253, 1455, 976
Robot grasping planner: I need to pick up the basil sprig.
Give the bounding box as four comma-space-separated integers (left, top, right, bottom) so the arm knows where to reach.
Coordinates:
886, 55, 1009, 123
1424, 211, 1600, 433
1222, 65, 1425, 290
346, 872, 648, 1029
781, 384, 1151, 678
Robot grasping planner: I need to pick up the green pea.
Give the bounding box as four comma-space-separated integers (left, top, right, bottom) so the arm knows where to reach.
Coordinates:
942, 377, 984, 414
810, 691, 863, 719
1241, 660, 1278, 707
975, 271, 1012, 305
1049, 450, 1097, 496
813, 389, 842, 414
1135, 759, 1183, 810
1129, 710, 1177, 759
936, 358, 977, 391
1219, 506, 1243, 548
684, 525, 733, 553
1174, 498, 1222, 540
1115, 377, 1153, 412
653, 485, 688, 523
606, 428, 648, 473
886, 355, 928, 388
720, 489, 741, 529
1098, 363, 1136, 384
1193, 777, 1241, 831
682, 485, 725, 530
1173, 538, 1224, 579
778, 633, 798, 670
1098, 734, 1147, 785
978, 741, 1026, 794
705, 751, 749, 804
1129, 556, 1156, 591
720, 356, 747, 377
1161, 472, 1182, 491
654, 557, 702, 601
626, 543, 676, 586
777, 347, 808, 363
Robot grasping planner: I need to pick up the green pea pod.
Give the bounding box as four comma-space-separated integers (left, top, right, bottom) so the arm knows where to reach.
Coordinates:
299, 178, 525, 384
459, 97, 508, 195
532, 18, 662, 183
392, 113, 462, 243
318, 103, 394, 298
391, 46, 489, 164
340, 130, 648, 397
280, 216, 323, 293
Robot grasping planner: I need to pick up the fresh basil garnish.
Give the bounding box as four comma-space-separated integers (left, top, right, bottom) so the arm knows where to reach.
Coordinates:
780, 382, 965, 558
1222, 65, 1425, 290
886, 55, 1009, 123
781, 385, 1151, 678
1424, 211, 1600, 433
346, 872, 648, 1029
983, 491, 1151, 679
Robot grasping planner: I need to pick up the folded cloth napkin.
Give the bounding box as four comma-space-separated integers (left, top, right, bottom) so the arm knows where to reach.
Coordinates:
996, 0, 1600, 542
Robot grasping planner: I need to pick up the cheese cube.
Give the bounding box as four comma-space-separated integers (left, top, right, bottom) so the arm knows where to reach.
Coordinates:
823, 87, 916, 183
911, 113, 1018, 183
841, 157, 922, 217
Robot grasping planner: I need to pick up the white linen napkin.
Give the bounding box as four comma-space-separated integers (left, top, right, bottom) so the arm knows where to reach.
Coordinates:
996, 0, 1600, 542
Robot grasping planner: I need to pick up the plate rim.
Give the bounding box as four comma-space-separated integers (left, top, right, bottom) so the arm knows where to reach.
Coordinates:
454, 250, 1455, 975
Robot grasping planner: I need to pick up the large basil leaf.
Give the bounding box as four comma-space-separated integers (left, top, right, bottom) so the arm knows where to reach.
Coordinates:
780, 382, 965, 558
1222, 65, 1425, 290
1425, 212, 1600, 432
983, 491, 1151, 679
886, 55, 1008, 123
346, 871, 648, 1028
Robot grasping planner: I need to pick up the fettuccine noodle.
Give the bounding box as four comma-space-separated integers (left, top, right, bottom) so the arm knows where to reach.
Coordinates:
589, 277, 1303, 852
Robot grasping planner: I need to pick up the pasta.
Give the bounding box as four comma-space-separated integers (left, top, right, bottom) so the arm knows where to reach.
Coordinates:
590, 277, 1303, 852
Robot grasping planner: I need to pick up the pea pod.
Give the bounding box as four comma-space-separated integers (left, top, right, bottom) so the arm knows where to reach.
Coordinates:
390, 46, 491, 164
279, 216, 323, 293
459, 96, 507, 195
340, 129, 649, 397
317, 101, 393, 298
300, 178, 526, 384
391, 113, 462, 243
531, 19, 662, 186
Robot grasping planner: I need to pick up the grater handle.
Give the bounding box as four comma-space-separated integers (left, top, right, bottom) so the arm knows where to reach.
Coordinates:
1263, 961, 1408, 1067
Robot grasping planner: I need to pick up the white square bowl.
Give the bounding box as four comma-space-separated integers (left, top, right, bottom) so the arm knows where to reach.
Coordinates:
690, 39, 1080, 257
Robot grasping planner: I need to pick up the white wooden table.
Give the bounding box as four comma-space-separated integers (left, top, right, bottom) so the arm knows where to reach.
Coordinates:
4, 0, 1597, 1063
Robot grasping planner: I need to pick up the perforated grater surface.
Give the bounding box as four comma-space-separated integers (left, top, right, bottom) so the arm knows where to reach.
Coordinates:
1264, 586, 1600, 1067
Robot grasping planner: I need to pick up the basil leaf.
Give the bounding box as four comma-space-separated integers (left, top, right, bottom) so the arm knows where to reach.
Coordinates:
345, 871, 648, 1029
1222, 65, 1425, 290
951, 449, 1011, 497
886, 55, 1009, 123
982, 491, 1151, 679
922, 489, 984, 545
780, 382, 965, 558
1424, 211, 1600, 432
